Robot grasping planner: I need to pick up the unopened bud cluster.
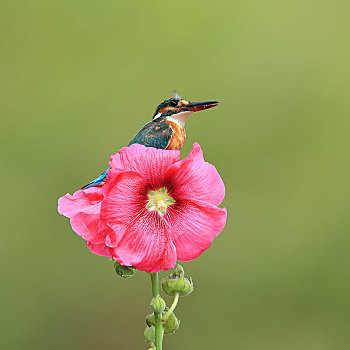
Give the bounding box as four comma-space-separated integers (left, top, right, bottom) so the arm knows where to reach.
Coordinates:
144, 265, 194, 347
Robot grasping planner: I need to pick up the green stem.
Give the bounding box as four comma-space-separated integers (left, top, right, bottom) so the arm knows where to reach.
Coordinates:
150, 273, 163, 350
163, 292, 179, 321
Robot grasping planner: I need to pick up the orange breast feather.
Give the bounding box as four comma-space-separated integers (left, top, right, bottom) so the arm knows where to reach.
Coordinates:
166, 121, 186, 150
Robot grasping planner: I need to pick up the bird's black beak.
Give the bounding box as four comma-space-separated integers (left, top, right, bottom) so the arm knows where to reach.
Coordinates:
185, 100, 219, 112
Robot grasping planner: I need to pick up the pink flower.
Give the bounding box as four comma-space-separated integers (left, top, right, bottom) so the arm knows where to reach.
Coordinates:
58, 143, 227, 272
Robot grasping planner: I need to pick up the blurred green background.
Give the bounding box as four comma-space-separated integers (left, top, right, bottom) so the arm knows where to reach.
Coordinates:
1, 0, 349, 349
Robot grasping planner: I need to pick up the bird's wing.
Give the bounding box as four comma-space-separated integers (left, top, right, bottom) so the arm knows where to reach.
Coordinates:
128, 120, 173, 150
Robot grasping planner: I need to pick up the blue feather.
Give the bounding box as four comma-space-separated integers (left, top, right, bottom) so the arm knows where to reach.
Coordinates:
81, 168, 109, 189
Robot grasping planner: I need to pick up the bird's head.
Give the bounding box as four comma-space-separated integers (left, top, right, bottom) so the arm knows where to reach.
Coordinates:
152, 97, 219, 127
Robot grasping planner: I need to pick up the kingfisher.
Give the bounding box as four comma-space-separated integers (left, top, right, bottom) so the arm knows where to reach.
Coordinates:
81, 96, 219, 189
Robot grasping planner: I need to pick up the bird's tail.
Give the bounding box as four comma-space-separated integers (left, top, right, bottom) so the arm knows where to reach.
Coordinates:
81, 168, 109, 190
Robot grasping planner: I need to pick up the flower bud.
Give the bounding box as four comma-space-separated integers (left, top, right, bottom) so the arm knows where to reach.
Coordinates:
145, 313, 155, 327
146, 310, 180, 335
161, 265, 193, 297
144, 326, 155, 343
113, 261, 136, 278
150, 296, 166, 313
163, 309, 180, 334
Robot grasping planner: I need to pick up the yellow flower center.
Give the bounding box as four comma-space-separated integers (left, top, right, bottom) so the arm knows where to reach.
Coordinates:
146, 187, 175, 216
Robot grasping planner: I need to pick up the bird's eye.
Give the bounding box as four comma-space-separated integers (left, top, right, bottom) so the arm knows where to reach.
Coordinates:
170, 100, 178, 107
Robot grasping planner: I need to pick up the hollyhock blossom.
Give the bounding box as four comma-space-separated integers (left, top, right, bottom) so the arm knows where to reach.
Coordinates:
58, 143, 227, 272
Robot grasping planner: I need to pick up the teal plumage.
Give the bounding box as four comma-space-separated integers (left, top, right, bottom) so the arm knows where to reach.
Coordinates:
128, 118, 173, 149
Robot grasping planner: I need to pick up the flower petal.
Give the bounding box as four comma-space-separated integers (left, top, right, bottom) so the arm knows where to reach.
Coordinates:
166, 143, 225, 206
112, 211, 177, 272
58, 188, 105, 243
58, 187, 103, 217
87, 242, 112, 257
101, 170, 147, 225
168, 199, 227, 262
70, 213, 105, 244
109, 143, 180, 187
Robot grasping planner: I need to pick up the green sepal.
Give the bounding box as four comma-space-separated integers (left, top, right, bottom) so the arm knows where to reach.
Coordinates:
113, 260, 136, 278
146, 313, 155, 327
144, 326, 155, 343
162, 308, 180, 334
161, 264, 193, 296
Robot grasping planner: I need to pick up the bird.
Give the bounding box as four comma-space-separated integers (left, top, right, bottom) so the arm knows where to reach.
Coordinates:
81, 96, 219, 189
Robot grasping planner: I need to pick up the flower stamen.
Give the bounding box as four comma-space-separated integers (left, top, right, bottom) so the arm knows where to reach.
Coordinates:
146, 187, 175, 216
